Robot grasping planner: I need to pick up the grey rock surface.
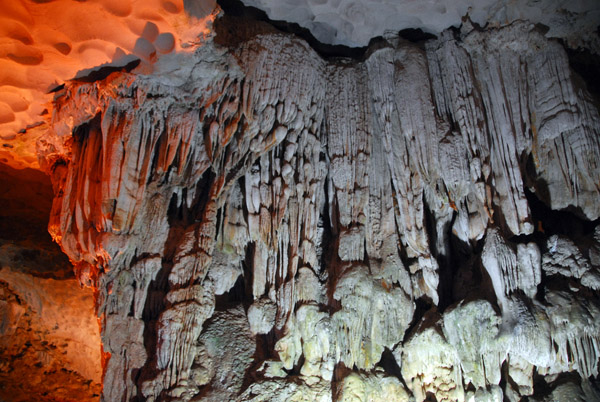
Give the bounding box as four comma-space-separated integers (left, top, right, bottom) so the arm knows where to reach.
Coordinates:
38, 18, 600, 402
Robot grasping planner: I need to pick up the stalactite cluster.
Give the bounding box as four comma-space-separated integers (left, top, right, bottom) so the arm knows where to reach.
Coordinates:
37, 18, 600, 401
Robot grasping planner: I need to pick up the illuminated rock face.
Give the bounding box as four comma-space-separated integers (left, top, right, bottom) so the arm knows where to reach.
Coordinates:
0, 0, 215, 170
38, 19, 600, 402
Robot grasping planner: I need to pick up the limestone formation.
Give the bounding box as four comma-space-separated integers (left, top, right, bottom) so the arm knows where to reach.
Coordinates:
1, 5, 599, 401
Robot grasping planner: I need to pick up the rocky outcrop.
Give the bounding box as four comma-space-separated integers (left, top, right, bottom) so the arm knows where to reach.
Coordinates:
38, 18, 600, 401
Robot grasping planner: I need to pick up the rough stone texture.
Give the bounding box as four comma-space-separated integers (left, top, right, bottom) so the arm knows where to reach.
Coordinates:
0, 268, 102, 402
189, 306, 255, 401
0, 162, 101, 401
239, 376, 332, 402
30, 18, 600, 402
240, 0, 600, 49
336, 371, 411, 402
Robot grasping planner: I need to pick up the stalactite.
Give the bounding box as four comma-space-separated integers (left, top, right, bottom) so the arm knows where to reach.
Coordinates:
37, 20, 600, 402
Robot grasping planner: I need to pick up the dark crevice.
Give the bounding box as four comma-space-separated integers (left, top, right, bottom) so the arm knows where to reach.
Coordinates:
402, 298, 435, 344
215, 0, 443, 61
449, 230, 486, 306
397, 28, 437, 46
283, 354, 305, 377
331, 362, 352, 399
214, 273, 247, 309
135, 257, 171, 401
0, 162, 72, 279
524, 187, 599, 241
148, 123, 169, 185
320, 169, 340, 309
239, 326, 280, 395
500, 358, 514, 401
214, 204, 225, 246
242, 241, 256, 303
316, 201, 331, 283
527, 370, 586, 401
377, 348, 404, 384
565, 44, 600, 105
173, 170, 214, 228
424, 391, 439, 402
71, 57, 140, 83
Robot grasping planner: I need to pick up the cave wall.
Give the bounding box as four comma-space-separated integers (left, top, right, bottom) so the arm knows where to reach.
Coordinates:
0, 163, 101, 401
37, 18, 600, 401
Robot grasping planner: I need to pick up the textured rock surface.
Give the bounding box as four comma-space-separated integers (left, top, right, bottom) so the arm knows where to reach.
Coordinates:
0, 268, 102, 401
240, 0, 600, 48
0, 0, 217, 169
191, 306, 255, 401
30, 16, 600, 402
336, 371, 410, 402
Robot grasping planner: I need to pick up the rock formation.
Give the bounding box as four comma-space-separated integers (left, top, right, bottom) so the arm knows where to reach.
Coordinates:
1, 2, 600, 401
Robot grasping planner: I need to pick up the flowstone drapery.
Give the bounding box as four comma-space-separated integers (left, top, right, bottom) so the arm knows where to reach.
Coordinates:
39, 20, 600, 401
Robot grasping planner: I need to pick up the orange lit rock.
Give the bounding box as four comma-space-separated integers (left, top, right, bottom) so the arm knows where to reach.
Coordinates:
0, 268, 102, 383
0, 270, 102, 402
0, 162, 102, 401
0, 0, 217, 170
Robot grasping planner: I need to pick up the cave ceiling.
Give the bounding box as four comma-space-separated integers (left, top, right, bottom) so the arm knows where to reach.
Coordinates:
239, 0, 600, 47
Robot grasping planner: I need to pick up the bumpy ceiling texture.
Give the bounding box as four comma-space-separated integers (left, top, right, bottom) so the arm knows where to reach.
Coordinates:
240, 0, 600, 47
0, 0, 216, 169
